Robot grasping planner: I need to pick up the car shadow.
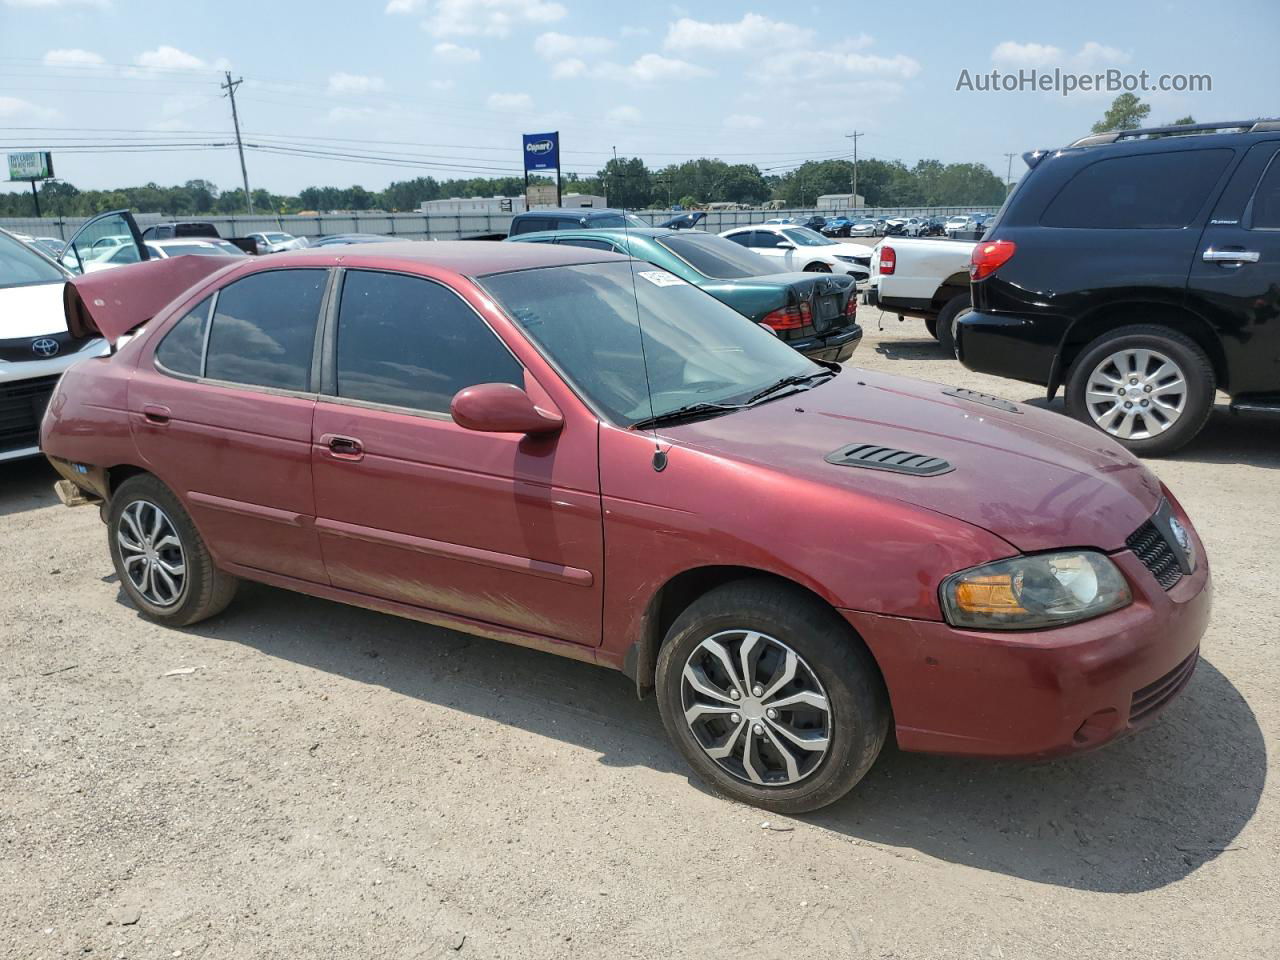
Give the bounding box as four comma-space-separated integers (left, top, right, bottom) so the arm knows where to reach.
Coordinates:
182, 581, 1265, 895
873, 339, 951, 361
0, 457, 59, 518
1021, 398, 1280, 469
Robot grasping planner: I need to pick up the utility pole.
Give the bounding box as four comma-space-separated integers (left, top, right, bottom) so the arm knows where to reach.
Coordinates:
845, 131, 864, 210
1003, 152, 1016, 193
221, 71, 253, 214
30, 181, 41, 218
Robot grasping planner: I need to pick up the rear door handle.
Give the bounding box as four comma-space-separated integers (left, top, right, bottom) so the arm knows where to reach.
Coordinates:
141, 403, 170, 425
1202, 248, 1261, 264
323, 434, 364, 461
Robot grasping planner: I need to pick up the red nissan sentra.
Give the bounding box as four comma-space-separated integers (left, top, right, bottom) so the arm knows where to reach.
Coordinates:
42, 218, 1211, 813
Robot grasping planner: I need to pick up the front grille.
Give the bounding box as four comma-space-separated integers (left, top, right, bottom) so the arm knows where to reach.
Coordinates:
1126, 520, 1183, 590
0, 332, 81, 363
0, 374, 59, 453
1130, 649, 1198, 725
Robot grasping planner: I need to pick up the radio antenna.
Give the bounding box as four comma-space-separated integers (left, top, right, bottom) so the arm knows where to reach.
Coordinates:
614, 145, 666, 471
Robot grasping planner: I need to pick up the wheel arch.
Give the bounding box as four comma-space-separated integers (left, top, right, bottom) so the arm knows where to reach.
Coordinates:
929, 272, 971, 311
623, 565, 885, 699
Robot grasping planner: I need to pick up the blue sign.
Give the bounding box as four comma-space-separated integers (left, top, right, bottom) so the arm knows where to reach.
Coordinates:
522, 132, 559, 172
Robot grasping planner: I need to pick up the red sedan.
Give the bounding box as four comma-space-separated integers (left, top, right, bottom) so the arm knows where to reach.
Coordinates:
42, 226, 1210, 812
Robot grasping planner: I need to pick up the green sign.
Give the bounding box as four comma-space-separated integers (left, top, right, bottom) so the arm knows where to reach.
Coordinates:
7, 151, 54, 182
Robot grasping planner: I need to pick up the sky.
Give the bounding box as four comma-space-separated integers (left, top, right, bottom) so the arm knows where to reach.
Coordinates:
1, 0, 1278, 198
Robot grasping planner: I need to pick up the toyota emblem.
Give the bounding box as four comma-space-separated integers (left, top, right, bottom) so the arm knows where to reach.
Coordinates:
32, 337, 60, 358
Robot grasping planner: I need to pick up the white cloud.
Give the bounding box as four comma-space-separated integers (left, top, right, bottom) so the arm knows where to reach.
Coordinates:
724, 113, 763, 130
433, 42, 481, 62
0, 95, 58, 120
551, 58, 587, 79
762, 48, 919, 84
132, 45, 229, 72
487, 91, 533, 111
327, 72, 386, 95
42, 48, 105, 67
597, 52, 710, 84
665, 13, 813, 52
606, 105, 642, 124
1074, 41, 1130, 66
534, 31, 615, 59
830, 52, 920, 79
393, 0, 566, 38
991, 41, 1064, 66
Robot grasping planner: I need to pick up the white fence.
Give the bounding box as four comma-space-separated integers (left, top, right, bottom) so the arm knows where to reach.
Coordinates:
1, 206, 999, 242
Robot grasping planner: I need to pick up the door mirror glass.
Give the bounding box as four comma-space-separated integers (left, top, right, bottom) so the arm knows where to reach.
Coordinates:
451, 383, 563, 435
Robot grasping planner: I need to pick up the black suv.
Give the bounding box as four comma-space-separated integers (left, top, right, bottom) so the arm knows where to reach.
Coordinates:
958, 119, 1280, 455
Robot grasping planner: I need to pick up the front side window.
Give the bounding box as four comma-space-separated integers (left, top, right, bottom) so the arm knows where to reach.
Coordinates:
1042, 149, 1234, 229
155, 296, 212, 376
658, 233, 776, 279
205, 269, 326, 390
480, 261, 815, 426
334, 270, 523, 413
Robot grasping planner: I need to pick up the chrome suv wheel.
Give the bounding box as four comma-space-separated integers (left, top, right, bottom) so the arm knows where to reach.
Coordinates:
116, 499, 187, 607
681, 630, 831, 786
1083, 347, 1187, 440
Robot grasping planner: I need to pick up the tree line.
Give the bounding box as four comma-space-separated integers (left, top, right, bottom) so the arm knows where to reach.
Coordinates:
0, 156, 1009, 219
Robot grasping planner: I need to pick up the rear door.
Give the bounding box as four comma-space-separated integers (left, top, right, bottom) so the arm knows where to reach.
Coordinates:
310, 268, 604, 647
130, 267, 330, 583
1186, 139, 1280, 396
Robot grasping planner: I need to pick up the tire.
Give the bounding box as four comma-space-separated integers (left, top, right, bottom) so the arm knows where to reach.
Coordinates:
1065, 325, 1216, 456
108, 474, 238, 626
655, 578, 889, 813
934, 293, 970, 358
804, 262, 831, 273
924, 315, 939, 340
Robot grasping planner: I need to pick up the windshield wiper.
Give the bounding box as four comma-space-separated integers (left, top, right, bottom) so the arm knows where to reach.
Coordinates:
631, 401, 745, 430
746, 370, 834, 405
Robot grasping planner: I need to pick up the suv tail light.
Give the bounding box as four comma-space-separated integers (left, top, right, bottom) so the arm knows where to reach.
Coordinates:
878, 246, 896, 275
762, 301, 812, 331
969, 239, 1016, 281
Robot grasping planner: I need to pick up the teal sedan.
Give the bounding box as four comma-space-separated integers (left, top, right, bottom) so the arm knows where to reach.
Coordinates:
506, 227, 862, 362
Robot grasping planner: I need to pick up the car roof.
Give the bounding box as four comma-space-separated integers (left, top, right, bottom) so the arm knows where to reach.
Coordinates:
511, 226, 675, 241
257, 239, 622, 276
515, 207, 629, 219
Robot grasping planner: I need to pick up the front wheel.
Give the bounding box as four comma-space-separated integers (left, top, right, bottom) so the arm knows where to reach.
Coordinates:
1065, 325, 1216, 456
803, 262, 832, 273
655, 579, 889, 813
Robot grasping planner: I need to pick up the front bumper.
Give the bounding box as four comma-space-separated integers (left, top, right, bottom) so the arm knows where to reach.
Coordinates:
0, 338, 109, 462
843, 548, 1212, 759
796, 323, 862, 362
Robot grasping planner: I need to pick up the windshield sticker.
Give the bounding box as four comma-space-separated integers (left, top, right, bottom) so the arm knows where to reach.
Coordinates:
637, 270, 686, 287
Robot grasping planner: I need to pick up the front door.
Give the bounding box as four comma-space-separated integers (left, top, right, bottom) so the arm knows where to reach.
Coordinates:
61, 209, 150, 275
130, 268, 331, 583
310, 268, 603, 647
1187, 140, 1280, 397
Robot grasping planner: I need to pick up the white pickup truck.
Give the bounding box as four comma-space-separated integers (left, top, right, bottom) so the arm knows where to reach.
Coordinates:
863, 236, 976, 355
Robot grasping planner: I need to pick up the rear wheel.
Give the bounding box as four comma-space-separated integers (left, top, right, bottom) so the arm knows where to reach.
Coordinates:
934, 293, 970, 357
108, 474, 238, 626
655, 579, 889, 813
1065, 325, 1215, 456
924, 315, 939, 340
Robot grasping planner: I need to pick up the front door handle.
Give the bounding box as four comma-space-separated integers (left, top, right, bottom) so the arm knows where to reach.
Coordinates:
141, 403, 170, 425
1202, 248, 1261, 264
323, 434, 364, 462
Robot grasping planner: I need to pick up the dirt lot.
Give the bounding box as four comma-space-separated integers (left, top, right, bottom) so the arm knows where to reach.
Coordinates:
2, 305, 1277, 960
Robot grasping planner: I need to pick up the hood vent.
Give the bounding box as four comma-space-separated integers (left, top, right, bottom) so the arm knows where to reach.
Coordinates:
943, 387, 1021, 414
825, 443, 954, 477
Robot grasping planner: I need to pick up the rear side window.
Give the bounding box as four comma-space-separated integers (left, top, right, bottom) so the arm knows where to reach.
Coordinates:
511, 217, 554, 235
154, 296, 211, 376
334, 270, 523, 413
1249, 152, 1280, 229
205, 270, 326, 390
1041, 149, 1233, 229
658, 233, 775, 279
558, 237, 616, 251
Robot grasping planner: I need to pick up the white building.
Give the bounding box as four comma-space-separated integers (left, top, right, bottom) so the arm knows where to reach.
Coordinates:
817, 192, 866, 211
417, 196, 527, 215
559, 193, 607, 209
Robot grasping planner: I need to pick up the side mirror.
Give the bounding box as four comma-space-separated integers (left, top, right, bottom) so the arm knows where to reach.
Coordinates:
775, 241, 795, 249
451, 383, 563, 435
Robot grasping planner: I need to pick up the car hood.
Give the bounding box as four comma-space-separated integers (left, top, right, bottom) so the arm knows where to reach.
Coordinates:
0, 281, 69, 337
662, 368, 1161, 552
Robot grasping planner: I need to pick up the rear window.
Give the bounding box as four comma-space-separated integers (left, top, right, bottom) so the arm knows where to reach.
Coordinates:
657, 233, 775, 279
1041, 149, 1234, 229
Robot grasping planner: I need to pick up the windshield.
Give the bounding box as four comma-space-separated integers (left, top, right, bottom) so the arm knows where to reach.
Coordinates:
479, 261, 816, 426
782, 228, 836, 247
657, 232, 777, 280
0, 229, 66, 288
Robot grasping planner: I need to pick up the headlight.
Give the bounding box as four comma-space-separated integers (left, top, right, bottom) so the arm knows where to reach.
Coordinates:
941, 551, 1131, 630
834, 255, 859, 263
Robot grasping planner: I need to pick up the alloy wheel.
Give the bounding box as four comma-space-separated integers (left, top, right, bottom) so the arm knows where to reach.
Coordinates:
680, 630, 831, 786
1084, 347, 1187, 440
117, 499, 187, 607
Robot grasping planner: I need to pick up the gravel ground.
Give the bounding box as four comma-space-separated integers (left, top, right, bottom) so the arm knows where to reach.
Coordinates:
2, 298, 1277, 959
